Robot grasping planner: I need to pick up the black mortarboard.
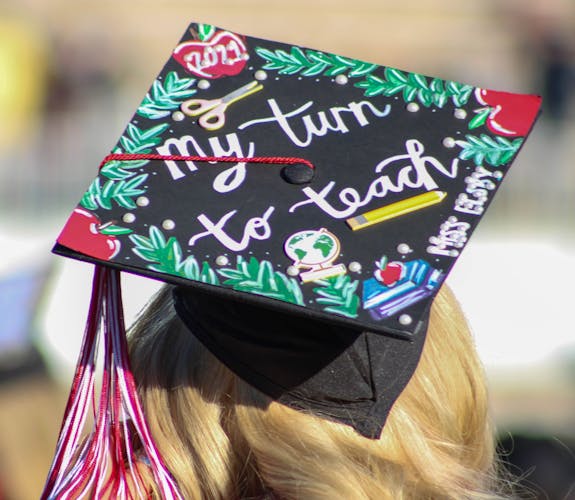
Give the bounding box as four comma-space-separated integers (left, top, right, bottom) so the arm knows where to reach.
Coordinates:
45, 20, 541, 498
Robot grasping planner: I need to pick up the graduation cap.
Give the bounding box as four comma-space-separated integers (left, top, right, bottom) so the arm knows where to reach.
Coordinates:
44, 21, 542, 498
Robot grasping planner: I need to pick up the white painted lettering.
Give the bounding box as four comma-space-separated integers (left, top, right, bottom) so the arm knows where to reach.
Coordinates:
189, 206, 275, 252
156, 135, 205, 179
239, 98, 390, 148
289, 139, 459, 219
156, 133, 255, 193
427, 216, 471, 258
454, 193, 485, 215
375, 139, 459, 190
346, 100, 390, 126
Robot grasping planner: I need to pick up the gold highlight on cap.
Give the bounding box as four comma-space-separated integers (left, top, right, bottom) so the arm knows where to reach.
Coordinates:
346, 190, 447, 231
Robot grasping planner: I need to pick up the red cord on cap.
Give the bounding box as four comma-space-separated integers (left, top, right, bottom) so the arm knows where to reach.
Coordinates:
99, 153, 315, 171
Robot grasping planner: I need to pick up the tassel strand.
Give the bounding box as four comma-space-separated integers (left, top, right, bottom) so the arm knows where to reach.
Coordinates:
42, 266, 182, 499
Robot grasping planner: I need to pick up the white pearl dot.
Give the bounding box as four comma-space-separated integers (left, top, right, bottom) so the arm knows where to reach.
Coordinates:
443, 137, 456, 148
254, 70, 268, 81
172, 111, 185, 121
454, 108, 467, 119
406, 102, 420, 113
122, 213, 136, 223
348, 262, 362, 273
399, 314, 413, 326
215, 255, 229, 266
397, 243, 412, 255
136, 196, 149, 207
286, 266, 300, 277
162, 219, 175, 230
335, 74, 348, 85
197, 79, 210, 90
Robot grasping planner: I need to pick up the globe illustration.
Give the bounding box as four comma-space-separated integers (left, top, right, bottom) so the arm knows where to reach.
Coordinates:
284, 229, 340, 268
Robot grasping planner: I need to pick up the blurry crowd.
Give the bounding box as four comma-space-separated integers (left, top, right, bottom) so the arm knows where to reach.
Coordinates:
0, 1, 574, 498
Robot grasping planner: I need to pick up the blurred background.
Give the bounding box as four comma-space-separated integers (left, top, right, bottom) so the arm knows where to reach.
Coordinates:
0, 0, 574, 498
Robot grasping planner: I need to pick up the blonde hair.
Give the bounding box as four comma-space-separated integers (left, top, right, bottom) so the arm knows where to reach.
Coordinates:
128, 285, 504, 499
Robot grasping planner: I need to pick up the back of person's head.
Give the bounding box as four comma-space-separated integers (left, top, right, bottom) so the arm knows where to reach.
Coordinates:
128, 284, 502, 499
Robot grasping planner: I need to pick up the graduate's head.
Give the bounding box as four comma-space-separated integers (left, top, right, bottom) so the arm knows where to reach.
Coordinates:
127, 284, 500, 499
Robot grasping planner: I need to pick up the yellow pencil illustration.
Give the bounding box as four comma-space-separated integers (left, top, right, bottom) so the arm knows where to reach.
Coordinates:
346, 190, 447, 231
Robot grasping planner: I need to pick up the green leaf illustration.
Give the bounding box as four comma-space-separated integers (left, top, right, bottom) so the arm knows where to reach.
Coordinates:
81, 175, 148, 211
198, 24, 216, 41
129, 227, 219, 284
137, 71, 197, 119
80, 123, 169, 211
446, 81, 474, 107
98, 224, 133, 236
456, 134, 523, 167
354, 68, 474, 108
255, 46, 377, 79
99, 159, 148, 181
218, 256, 304, 305
312, 274, 359, 319
98, 122, 168, 181
468, 108, 491, 130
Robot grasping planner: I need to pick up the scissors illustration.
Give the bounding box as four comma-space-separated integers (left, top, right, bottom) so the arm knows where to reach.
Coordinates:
180, 80, 264, 131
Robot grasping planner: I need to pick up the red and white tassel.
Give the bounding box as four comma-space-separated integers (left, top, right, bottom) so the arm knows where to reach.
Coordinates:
42, 266, 182, 499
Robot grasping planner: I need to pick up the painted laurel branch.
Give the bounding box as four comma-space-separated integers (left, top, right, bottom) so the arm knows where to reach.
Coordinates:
255, 46, 473, 109
355, 69, 474, 108
137, 71, 197, 120
81, 123, 168, 211
456, 134, 523, 167
130, 226, 219, 285
128, 227, 361, 316
255, 46, 377, 78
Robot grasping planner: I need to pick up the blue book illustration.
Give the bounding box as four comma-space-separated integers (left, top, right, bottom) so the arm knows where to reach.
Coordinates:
362, 259, 443, 320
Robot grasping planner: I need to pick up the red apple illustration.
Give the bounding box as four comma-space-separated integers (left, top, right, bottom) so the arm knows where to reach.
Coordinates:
173, 30, 249, 79
474, 88, 541, 137
57, 208, 121, 261
374, 256, 404, 286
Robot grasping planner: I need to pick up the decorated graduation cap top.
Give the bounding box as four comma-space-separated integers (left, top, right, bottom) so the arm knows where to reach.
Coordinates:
54, 22, 541, 339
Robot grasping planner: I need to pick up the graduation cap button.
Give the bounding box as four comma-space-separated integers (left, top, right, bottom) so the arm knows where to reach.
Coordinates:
281, 162, 315, 185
